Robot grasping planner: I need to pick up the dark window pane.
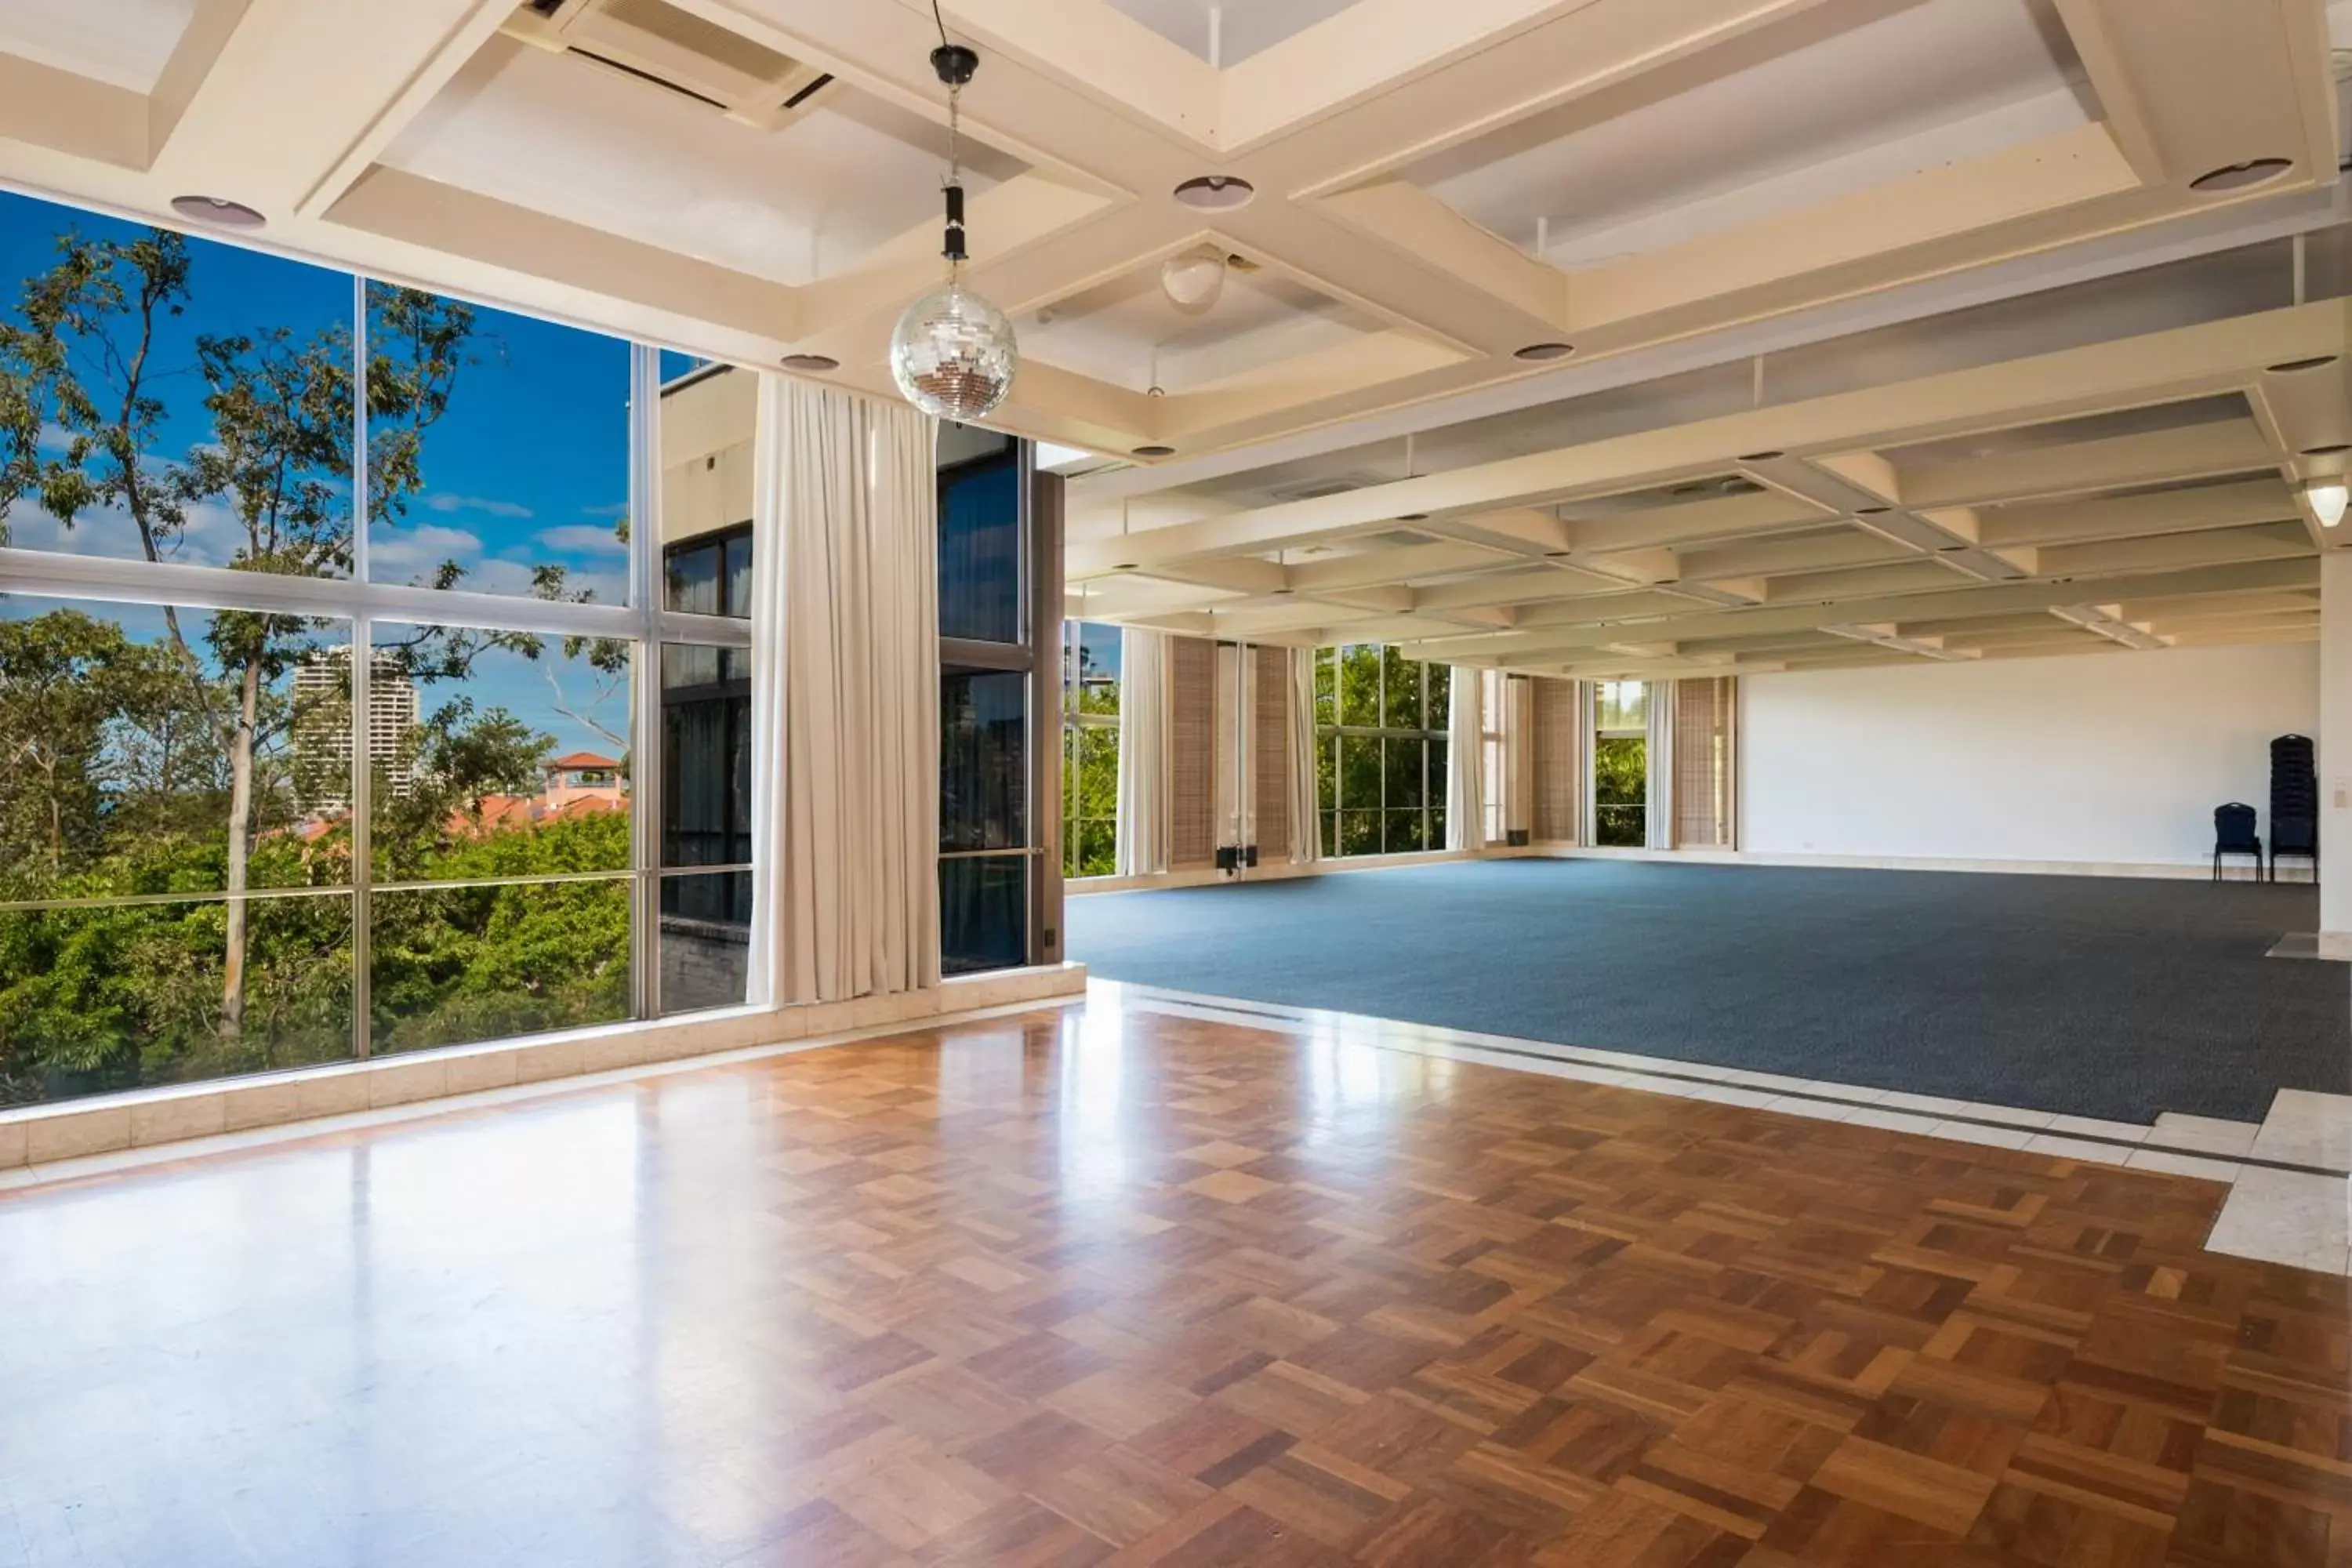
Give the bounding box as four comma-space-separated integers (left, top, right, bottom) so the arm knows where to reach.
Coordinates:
666, 542, 720, 615
370, 623, 633, 884
661, 643, 750, 869
1316, 733, 1337, 816
1338, 811, 1380, 857
1426, 661, 1451, 729
942, 855, 1025, 975
660, 871, 750, 1015
365, 283, 630, 602
1387, 810, 1427, 855
939, 456, 1021, 643
1383, 738, 1426, 811
370, 879, 631, 1054
0, 597, 353, 901
0, 894, 352, 1107
941, 670, 1027, 851
723, 532, 754, 619
0, 191, 353, 575
1314, 650, 1335, 728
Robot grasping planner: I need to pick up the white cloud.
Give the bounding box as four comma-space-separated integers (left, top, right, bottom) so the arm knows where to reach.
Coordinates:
369, 523, 485, 574
535, 524, 627, 555
422, 492, 534, 520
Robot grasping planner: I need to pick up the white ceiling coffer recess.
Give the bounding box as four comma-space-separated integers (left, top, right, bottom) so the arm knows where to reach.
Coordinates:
502, 0, 836, 130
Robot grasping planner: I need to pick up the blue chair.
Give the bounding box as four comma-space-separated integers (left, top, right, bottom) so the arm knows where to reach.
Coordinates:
2212, 803, 2261, 882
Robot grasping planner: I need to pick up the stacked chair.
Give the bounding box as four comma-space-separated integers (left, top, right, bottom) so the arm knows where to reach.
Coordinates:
2270, 734, 2318, 883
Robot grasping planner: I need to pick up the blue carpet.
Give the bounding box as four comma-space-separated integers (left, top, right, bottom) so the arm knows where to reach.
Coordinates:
1067, 859, 2351, 1123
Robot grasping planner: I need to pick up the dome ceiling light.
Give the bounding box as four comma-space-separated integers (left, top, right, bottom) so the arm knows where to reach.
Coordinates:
2189, 158, 2292, 192
1173, 176, 1254, 211
779, 353, 838, 372
1159, 248, 1227, 314
888, 26, 1016, 422
170, 195, 266, 230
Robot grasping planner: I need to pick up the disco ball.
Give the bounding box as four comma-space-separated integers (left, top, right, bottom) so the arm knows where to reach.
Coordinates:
889, 280, 1018, 420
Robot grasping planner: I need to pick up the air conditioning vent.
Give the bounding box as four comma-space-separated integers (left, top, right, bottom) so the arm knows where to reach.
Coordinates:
1266, 470, 1388, 503
504, 0, 836, 130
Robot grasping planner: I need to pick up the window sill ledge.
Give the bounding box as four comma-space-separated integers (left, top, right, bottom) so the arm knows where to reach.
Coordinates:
0, 962, 1087, 1172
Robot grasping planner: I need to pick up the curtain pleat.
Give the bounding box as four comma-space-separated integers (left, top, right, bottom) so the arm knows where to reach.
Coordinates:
1645, 679, 1678, 851
1445, 664, 1484, 853
1115, 626, 1171, 877
1288, 648, 1322, 864
744, 374, 938, 1007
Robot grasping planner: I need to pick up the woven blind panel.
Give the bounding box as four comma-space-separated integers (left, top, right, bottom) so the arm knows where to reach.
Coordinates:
1169, 636, 1217, 869
1531, 677, 1581, 843
1252, 645, 1290, 861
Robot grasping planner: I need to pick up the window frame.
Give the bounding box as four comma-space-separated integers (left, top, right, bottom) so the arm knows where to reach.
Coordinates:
1313, 644, 1449, 858
1061, 620, 1120, 880
0, 263, 754, 1092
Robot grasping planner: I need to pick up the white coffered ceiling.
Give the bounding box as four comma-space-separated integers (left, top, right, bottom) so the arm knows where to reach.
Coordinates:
0, 0, 2346, 672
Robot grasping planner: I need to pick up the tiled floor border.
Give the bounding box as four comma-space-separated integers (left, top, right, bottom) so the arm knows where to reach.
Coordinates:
1098, 979, 2352, 1276
0, 962, 1088, 1175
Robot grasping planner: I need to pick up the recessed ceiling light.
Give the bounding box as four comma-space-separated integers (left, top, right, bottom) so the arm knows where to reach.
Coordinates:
1132, 445, 1175, 457
779, 353, 838, 372
1856, 506, 1890, 515
1173, 176, 1253, 211
1113, 562, 1139, 571
2267, 354, 2339, 373
170, 194, 265, 229
2190, 158, 2292, 192
1737, 450, 1784, 463
1398, 513, 1428, 521
1513, 342, 1575, 361
2301, 443, 2351, 456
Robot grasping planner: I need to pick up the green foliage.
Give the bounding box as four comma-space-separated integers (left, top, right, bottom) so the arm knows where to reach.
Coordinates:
1595, 736, 1646, 846
0, 223, 641, 1107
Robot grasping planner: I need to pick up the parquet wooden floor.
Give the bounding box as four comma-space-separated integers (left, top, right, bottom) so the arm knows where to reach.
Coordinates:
2, 999, 2347, 1567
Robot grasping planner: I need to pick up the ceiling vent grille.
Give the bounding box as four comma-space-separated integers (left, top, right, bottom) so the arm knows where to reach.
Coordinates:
504, 0, 836, 130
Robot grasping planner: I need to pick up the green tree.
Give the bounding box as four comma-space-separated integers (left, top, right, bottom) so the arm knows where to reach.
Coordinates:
0, 229, 495, 1038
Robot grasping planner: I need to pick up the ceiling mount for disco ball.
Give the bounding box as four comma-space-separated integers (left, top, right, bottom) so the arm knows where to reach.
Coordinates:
888, 31, 1016, 421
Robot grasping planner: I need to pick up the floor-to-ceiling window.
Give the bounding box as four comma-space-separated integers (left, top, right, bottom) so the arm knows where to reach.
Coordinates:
1480, 668, 1508, 845
1312, 644, 1450, 857
0, 189, 753, 1109
1594, 679, 1648, 846
1062, 622, 1120, 879
938, 426, 1037, 973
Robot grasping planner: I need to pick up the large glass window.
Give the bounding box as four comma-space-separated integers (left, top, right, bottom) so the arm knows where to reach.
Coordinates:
0, 194, 354, 575
1312, 645, 1449, 857
937, 424, 1037, 975
1595, 680, 1648, 847
365, 282, 631, 602
1062, 622, 1120, 878
0, 191, 757, 1109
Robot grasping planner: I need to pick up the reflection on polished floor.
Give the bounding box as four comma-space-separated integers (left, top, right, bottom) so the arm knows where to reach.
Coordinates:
3, 996, 2348, 1567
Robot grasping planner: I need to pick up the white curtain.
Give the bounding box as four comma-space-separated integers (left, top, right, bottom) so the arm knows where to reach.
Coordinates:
1288, 647, 1322, 864
1576, 679, 1596, 848
1445, 663, 1484, 853
1646, 679, 1677, 851
744, 374, 939, 1007
1115, 626, 1170, 877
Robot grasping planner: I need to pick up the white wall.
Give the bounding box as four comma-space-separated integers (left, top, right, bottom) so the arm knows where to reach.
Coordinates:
1743, 643, 2320, 869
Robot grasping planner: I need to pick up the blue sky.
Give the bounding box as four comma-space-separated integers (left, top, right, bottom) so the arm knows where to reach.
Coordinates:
0, 188, 635, 761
